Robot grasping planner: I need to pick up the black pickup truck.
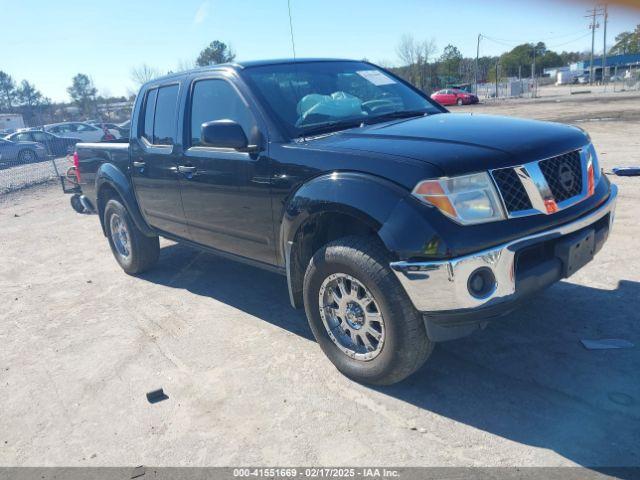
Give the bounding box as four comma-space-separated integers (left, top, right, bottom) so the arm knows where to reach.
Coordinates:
75, 59, 617, 385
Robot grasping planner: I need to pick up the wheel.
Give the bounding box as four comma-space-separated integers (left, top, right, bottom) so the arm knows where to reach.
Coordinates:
456, 98, 464, 106
104, 198, 159, 274
70, 194, 85, 213
303, 236, 433, 385
18, 149, 37, 164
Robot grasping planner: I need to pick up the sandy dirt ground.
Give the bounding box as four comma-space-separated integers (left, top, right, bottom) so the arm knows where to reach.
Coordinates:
1, 90, 639, 468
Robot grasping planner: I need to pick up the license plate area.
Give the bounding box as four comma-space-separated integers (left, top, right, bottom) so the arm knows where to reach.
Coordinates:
555, 228, 596, 277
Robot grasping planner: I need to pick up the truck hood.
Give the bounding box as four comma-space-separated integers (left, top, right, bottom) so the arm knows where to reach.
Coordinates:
311, 113, 589, 176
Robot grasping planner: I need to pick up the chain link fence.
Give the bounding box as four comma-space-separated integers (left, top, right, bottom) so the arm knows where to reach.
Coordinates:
0, 153, 71, 196
610, 66, 640, 92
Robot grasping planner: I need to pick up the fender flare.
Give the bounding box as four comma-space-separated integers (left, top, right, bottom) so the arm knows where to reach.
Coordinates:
280, 172, 444, 307
95, 163, 155, 237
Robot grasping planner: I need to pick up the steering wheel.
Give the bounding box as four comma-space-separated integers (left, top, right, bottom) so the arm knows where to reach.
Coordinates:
361, 99, 397, 115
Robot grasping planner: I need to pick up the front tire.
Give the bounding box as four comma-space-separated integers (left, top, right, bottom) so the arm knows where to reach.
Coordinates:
18, 149, 37, 164
456, 98, 464, 106
303, 236, 433, 385
104, 198, 159, 274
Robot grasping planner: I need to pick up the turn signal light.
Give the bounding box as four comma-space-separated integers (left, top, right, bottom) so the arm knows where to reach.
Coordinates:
587, 161, 595, 196
73, 151, 81, 183
413, 181, 457, 218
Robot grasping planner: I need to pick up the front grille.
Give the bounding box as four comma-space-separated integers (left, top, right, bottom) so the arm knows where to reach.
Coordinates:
491, 168, 532, 213
539, 150, 583, 202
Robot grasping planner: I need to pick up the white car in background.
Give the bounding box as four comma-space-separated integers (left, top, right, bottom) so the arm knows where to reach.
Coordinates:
44, 122, 120, 142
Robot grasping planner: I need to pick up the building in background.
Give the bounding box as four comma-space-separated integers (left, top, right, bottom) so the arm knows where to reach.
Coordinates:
546, 53, 640, 84
0, 113, 25, 133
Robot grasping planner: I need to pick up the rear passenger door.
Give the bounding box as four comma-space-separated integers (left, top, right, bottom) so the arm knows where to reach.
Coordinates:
177, 76, 276, 265
130, 83, 189, 238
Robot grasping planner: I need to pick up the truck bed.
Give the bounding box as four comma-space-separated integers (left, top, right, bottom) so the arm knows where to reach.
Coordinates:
76, 140, 131, 207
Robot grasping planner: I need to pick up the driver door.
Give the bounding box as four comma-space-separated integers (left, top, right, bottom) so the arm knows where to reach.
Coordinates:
178, 76, 276, 265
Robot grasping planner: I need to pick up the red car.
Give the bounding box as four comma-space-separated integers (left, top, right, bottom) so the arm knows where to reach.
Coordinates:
430, 89, 479, 106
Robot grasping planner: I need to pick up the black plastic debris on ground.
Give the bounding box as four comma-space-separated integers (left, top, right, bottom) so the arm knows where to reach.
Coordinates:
612, 167, 640, 177
146, 388, 169, 404
581, 339, 635, 350
131, 465, 145, 479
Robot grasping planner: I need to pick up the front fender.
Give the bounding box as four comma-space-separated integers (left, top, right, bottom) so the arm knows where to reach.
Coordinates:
95, 163, 155, 237
280, 172, 397, 256
280, 171, 449, 308
280, 171, 448, 262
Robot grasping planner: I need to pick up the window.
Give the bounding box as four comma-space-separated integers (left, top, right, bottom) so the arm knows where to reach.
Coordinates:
77, 124, 96, 132
242, 61, 439, 138
15, 133, 32, 142
141, 88, 157, 143
32, 132, 49, 142
190, 79, 255, 147
153, 85, 179, 145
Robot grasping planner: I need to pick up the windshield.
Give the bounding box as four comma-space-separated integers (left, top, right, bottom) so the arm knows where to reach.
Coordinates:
242, 61, 442, 138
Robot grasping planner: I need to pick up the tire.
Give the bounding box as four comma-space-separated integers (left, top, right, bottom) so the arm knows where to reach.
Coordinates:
456, 98, 464, 106
303, 236, 433, 385
104, 198, 159, 274
18, 149, 37, 164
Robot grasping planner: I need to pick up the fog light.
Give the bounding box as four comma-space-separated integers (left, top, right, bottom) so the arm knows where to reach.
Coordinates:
467, 268, 496, 298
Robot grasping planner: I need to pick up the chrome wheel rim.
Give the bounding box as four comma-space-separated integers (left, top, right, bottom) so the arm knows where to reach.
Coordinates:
319, 273, 385, 361
109, 213, 131, 260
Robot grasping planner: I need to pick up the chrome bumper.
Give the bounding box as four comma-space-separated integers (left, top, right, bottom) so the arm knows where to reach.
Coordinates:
390, 185, 617, 313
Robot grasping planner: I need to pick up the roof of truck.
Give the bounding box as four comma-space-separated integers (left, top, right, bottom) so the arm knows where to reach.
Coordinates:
145, 58, 361, 85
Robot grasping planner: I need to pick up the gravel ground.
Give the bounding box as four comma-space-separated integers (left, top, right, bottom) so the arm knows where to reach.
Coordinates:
1, 92, 639, 468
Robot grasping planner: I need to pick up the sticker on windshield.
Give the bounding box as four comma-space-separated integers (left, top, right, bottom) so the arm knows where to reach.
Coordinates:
356, 70, 396, 86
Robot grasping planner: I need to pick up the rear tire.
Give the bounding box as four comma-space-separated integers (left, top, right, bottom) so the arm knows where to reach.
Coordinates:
303, 236, 433, 385
456, 98, 464, 106
104, 198, 159, 274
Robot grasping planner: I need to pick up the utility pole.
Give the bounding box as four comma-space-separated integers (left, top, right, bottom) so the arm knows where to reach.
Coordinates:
495, 61, 499, 101
531, 44, 536, 98
603, 4, 609, 86
586, 6, 603, 85
475, 34, 481, 95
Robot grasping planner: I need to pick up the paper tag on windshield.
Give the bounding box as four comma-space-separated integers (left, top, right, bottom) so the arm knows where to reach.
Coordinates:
356, 70, 396, 86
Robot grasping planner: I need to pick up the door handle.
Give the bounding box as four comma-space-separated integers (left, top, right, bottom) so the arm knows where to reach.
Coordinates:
177, 165, 197, 174
132, 161, 146, 168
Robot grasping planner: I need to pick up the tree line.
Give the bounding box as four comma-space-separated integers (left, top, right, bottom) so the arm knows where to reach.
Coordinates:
389, 24, 639, 92
0, 39, 236, 127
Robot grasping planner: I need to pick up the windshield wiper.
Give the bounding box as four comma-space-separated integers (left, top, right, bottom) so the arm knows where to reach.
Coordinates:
363, 110, 430, 125
297, 119, 364, 138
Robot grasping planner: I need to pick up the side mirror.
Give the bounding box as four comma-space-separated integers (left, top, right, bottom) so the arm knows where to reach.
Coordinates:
201, 120, 257, 152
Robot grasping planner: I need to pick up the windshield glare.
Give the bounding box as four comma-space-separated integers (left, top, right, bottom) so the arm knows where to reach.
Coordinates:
242, 61, 440, 137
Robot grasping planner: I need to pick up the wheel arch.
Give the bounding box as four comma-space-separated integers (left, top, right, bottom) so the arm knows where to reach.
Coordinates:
281, 171, 434, 308
95, 163, 155, 237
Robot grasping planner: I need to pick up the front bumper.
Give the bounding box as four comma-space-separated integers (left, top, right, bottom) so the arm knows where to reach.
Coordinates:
390, 185, 618, 340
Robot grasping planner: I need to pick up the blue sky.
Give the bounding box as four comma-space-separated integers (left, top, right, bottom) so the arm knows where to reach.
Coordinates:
2, 0, 639, 101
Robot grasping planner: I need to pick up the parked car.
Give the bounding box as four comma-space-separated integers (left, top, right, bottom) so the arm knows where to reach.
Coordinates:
89, 122, 130, 138
44, 122, 120, 142
75, 59, 616, 385
5, 130, 80, 156
0, 137, 47, 167
118, 120, 130, 138
431, 88, 479, 106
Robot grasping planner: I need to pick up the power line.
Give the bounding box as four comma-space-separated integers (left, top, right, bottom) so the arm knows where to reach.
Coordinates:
482, 31, 593, 50
483, 29, 588, 45
546, 31, 593, 49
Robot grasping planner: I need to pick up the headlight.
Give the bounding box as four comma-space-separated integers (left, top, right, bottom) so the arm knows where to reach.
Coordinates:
412, 172, 506, 225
